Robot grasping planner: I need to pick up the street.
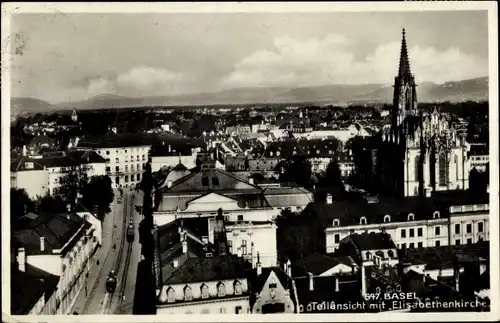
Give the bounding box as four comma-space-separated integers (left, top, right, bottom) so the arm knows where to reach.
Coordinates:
70, 189, 143, 315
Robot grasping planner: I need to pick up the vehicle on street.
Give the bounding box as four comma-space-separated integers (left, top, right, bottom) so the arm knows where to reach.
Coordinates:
126, 220, 135, 242
106, 271, 117, 293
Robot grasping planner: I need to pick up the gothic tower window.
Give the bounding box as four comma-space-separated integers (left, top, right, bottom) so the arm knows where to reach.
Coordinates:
438, 153, 449, 186
414, 155, 420, 181
454, 154, 459, 179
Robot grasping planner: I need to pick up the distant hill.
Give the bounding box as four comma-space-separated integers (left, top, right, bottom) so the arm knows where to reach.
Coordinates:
10, 97, 57, 116
11, 76, 488, 113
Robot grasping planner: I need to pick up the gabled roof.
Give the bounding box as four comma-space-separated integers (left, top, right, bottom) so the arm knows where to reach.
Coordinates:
344, 232, 397, 251
11, 265, 45, 315
11, 150, 106, 172
12, 212, 90, 256
247, 267, 296, 306
292, 253, 354, 277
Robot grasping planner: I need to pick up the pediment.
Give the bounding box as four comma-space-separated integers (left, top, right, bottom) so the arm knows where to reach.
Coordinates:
188, 192, 238, 205
184, 192, 241, 212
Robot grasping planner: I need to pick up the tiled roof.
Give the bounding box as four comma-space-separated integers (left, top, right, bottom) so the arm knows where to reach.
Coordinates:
399, 241, 489, 270
10, 265, 45, 315
263, 186, 313, 207
262, 139, 305, 158
11, 150, 106, 172
292, 253, 346, 276
12, 212, 89, 256
294, 275, 366, 313
150, 139, 203, 157
304, 196, 442, 228
78, 132, 186, 149
345, 232, 397, 251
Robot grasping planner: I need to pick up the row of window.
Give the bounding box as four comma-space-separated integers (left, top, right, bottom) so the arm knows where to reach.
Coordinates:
201, 177, 220, 187
374, 284, 402, 294
104, 148, 147, 155
332, 211, 441, 227
114, 174, 141, 184
107, 164, 146, 173
162, 281, 243, 303
400, 222, 483, 238
112, 155, 146, 163
398, 237, 481, 249
365, 250, 395, 260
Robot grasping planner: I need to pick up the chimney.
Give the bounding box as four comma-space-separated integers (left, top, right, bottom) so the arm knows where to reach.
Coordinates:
18, 248, 26, 272
66, 204, 71, 212
361, 265, 367, 297
248, 178, 255, 185
40, 237, 45, 252
286, 259, 292, 277
256, 253, 262, 276
308, 272, 314, 291
425, 189, 432, 197
168, 145, 171, 152
237, 247, 242, 258
182, 240, 188, 254
173, 259, 179, 268
22, 145, 27, 156
454, 266, 460, 292
326, 193, 333, 204
167, 180, 173, 188
335, 276, 340, 292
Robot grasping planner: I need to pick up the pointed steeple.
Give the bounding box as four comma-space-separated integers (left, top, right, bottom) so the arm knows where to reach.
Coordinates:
398, 28, 412, 78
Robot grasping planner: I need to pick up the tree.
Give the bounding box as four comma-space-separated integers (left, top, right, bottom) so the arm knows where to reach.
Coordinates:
10, 188, 35, 222
35, 193, 67, 214
317, 159, 345, 191
81, 175, 114, 221
56, 164, 91, 207
276, 155, 313, 188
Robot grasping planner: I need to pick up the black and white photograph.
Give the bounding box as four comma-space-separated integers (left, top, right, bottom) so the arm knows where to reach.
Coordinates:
1, 2, 498, 321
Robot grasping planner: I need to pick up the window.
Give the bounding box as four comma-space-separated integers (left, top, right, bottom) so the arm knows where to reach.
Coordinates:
435, 240, 440, 247
401, 243, 406, 249
384, 215, 391, 223
167, 287, 176, 303
106, 151, 110, 155
366, 252, 372, 260
334, 234, 340, 243
115, 177, 120, 184
455, 239, 461, 245
433, 211, 440, 219
435, 226, 440, 236
125, 165, 128, 172
125, 150, 128, 153
131, 165, 134, 172
201, 284, 209, 299
438, 153, 449, 186
106, 166, 110, 172
401, 229, 406, 238
241, 240, 247, 255
466, 224, 472, 234
409, 243, 415, 248
136, 156, 140, 161
478, 222, 484, 233
184, 286, 193, 301
387, 250, 394, 258
417, 228, 423, 237
115, 166, 120, 172
455, 155, 459, 179
234, 281, 242, 295
375, 287, 381, 294
455, 224, 461, 234
115, 158, 119, 163
396, 285, 402, 292
418, 242, 423, 248
409, 228, 414, 237
333, 219, 340, 226
137, 163, 140, 170
235, 306, 242, 314
228, 240, 233, 253
408, 213, 415, 221
212, 177, 220, 186
360, 217, 367, 225
237, 214, 244, 221
414, 155, 420, 181
202, 177, 209, 186
125, 175, 129, 183
467, 238, 472, 244
137, 174, 141, 181
220, 308, 226, 314
217, 283, 226, 297
387, 286, 393, 293
142, 155, 145, 161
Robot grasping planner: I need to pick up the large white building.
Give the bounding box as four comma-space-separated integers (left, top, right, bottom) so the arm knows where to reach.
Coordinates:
303, 192, 490, 254
10, 150, 107, 198
153, 164, 313, 267
11, 211, 100, 315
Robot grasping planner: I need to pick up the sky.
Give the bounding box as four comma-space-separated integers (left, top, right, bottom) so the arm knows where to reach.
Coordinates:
8, 10, 489, 103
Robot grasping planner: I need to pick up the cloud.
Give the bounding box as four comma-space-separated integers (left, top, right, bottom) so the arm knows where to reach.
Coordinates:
53, 67, 185, 102
221, 34, 488, 88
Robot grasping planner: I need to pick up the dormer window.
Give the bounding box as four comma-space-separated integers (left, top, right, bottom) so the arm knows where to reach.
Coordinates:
167, 287, 176, 303
200, 284, 209, 299
234, 280, 242, 295
333, 219, 340, 226
366, 251, 372, 260
433, 211, 440, 219
384, 215, 391, 223
396, 285, 402, 292
375, 287, 381, 294
386, 286, 393, 293
269, 151, 273, 157
408, 213, 415, 221
360, 217, 367, 225
276, 151, 281, 157
387, 250, 395, 258
217, 282, 226, 297
184, 285, 193, 301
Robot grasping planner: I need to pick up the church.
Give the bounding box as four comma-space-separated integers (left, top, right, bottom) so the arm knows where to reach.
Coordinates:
370, 29, 471, 197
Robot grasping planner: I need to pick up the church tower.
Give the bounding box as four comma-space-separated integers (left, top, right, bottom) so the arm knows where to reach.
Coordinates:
214, 208, 228, 256
392, 29, 418, 130
71, 108, 78, 122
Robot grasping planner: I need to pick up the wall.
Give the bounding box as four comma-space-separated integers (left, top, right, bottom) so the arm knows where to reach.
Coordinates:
226, 223, 277, 267
12, 170, 48, 199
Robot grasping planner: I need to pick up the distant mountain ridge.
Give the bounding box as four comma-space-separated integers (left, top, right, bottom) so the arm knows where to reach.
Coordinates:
11, 77, 488, 113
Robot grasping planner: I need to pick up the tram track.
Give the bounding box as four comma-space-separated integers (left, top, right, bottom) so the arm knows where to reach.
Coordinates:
103, 192, 134, 314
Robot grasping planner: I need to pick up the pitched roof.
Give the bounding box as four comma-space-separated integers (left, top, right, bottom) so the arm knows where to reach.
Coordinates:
263, 186, 313, 207
11, 150, 106, 172
10, 265, 45, 315
292, 253, 354, 276
12, 212, 90, 256
78, 132, 186, 149
345, 232, 397, 251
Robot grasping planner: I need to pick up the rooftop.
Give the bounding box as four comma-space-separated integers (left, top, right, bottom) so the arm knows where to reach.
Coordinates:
344, 232, 397, 251
11, 149, 106, 172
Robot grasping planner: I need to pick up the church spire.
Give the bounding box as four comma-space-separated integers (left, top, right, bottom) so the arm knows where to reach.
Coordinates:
398, 28, 412, 78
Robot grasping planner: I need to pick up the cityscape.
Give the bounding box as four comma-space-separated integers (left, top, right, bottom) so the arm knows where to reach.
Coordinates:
4, 5, 496, 319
